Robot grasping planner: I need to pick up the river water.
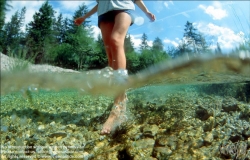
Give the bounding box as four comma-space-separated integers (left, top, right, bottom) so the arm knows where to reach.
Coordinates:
1, 52, 250, 159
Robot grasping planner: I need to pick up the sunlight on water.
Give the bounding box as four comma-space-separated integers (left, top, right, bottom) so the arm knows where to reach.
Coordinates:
1, 52, 250, 96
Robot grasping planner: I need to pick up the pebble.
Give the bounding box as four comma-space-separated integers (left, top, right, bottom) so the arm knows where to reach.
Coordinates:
143, 124, 159, 137
153, 146, 172, 158
37, 125, 45, 131
48, 132, 67, 138
204, 132, 214, 144
127, 138, 155, 158
195, 106, 210, 121
222, 98, 239, 112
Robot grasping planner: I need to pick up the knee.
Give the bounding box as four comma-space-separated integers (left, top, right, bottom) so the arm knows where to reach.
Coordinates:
110, 36, 123, 48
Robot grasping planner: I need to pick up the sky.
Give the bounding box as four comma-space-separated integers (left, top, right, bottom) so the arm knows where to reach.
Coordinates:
5, 1, 250, 53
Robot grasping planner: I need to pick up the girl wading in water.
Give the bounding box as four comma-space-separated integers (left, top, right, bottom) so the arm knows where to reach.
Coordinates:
75, 0, 155, 135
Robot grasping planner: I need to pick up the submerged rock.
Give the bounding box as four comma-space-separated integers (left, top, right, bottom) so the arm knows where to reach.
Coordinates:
195, 106, 211, 121
153, 146, 172, 158
203, 116, 216, 132
204, 132, 214, 144
222, 97, 239, 112
48, 132, 67, 138
142, 124, 159, 137
127, 138, 155, 158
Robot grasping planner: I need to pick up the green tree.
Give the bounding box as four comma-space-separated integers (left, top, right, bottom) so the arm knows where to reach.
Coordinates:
67, 3, 90, 36
139, 33, 149, 52
51, 3, 96, 70
124, 34, 134, 53
152, 37, 164, 51
0, 0, 12, 52
26, 1, 55, 63
151, 37, 169, 63
0, 0, 11, 30
215, 42, 222, 54
139, 49, 154, 69
175, 21, 210, 57
2, 7, 26, 55
53, 13, 64, 44
126, 52, 140, 73
88, 34, 107, 69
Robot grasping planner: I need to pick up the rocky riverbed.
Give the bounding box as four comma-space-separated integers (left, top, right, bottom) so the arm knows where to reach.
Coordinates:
1, 53, 250, 159
1, 83, 250, 159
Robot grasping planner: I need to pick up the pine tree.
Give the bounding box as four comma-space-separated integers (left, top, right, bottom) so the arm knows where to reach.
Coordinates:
151, 37, 168, 63
139, 33, 149, 52
215, 42, 222, 54
53, 13, 64, 44
26, 1, 55, 63
2, 7, 26, 55
52, 2, 96, 69
0, 0, 12, 30
124, 34, 134, 53
175, 21, 210, 57
152, 37, 164, 51
184, 21, 198, 41
0, 0, 12, 52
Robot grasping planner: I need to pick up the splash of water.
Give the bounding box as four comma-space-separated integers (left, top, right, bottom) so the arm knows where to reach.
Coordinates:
1, 52, 250, 96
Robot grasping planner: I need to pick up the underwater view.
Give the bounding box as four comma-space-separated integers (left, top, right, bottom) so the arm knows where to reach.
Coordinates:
1, 52, 250, 159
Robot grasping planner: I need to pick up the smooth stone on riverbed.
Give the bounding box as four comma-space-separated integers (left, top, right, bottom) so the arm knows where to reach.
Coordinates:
204, 132, 214, 144
192, 137, 204, 149
48, 132, 67, 138
222, 97, 239, 112
143, 124, 159, 137
153, 146, 172, 158
195, 106, 211, 121
127, 138, 155, 158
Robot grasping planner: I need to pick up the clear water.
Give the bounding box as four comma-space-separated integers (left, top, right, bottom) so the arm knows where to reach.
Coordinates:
1, 53, 250, 96
1, 52, 250, 159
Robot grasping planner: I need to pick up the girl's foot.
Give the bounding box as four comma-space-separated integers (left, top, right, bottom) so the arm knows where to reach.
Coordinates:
101, 99, 127, 135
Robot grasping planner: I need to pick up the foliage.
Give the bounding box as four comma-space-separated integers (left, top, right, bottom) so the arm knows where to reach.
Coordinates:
50, 43, 76, 69
26, 1, 55, 64
173, 21, 210, 58
139, 33, 149, 52
124, 34, 134, 53
232, 35, 250, 53
126, 51, 140, 73
0, 0, 12, 30
0, 2, 220, 73
88, 34, 107, 69
6, 48, 33, 72
2, 7, 26, 55
151, 37, 169, 63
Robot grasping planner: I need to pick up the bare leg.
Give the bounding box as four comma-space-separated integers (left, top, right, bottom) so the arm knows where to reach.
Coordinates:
100, 12, 131, 134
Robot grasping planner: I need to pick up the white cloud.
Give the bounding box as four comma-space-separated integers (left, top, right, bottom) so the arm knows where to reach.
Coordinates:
130, 34, 142, 49
163, 2, 169, 8
163, 38, 178, 47
153, 1, 173, 12
163, 1, 174, 9
148, 41, 153, 47
91, 25, 101, 40
195, 22, 245, 51
198, 2, 227, 20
